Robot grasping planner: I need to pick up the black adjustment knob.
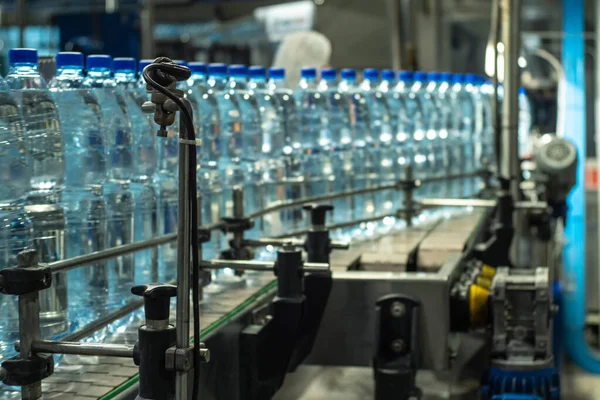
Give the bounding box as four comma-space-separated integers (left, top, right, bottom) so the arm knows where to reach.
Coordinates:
131, 284, 177, 321
303, 204, 333, 226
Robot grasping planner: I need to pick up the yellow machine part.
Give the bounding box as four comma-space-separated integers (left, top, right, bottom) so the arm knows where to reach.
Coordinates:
469, 284, 490, 327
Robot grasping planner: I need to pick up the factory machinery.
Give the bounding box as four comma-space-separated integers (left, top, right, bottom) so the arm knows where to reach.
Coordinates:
0, 52, 579, 400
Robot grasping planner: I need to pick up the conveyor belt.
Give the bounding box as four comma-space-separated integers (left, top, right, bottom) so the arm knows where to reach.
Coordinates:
0, 210, 485, 399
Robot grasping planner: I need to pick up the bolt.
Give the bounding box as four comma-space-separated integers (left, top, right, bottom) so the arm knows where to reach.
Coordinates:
390, 301, 405, 318
390, 339, 405, 353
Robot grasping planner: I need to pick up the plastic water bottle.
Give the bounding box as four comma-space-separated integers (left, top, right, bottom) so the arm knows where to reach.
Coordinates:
424, 72, 446, 200
294, 67, 334, 226
0, 74, 32, 361
337, 68, 373, 233
6, 48, 68, 337
114, 57, 158, 286
477, 77, 496, 170
360, 68, 395, 229
83, 54, 135, 307
518, 87, 533, 159
248, 66, 285, 241
431, 72, 455, 199
267, 67, 305, 232
318, 68, 352, 231
410, 72, 441, 211
227, 65, 263, 225
48, 52, 108, 326
449, 74, 476, 198
187, 62, 223, 262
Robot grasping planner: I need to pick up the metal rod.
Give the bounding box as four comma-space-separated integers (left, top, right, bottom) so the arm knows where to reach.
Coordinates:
175, 100, 192, 400
16, 340, 134, 358
491, 0, 501, 171
242, 238, 349, 250
199, 259, 329, 274
232, 187, 245, 250
418, 198, 548, 211
19, 291, 41, 399
388, 0, 403, 70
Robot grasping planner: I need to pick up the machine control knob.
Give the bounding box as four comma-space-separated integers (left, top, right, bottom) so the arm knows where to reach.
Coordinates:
303, 204, 334, 226
131, 284, 177, 321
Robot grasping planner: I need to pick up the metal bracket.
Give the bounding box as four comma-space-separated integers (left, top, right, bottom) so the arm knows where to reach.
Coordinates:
1, 354, 53, 387
0, 249, 52, 295
165, 346, 195, 372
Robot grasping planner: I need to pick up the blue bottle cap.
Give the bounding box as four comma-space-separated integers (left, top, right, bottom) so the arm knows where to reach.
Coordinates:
188, 62, 207, 75
320, 68, 337, 81
381, 69, 395, 82
9, 48, 38, 65
269, 67, 285, 80
87, 55, 112, 70
340, 69, 356, 80
398, 71, 414, 81
113, 57, 136, 72
173, 60, 187, 67
413, 72, 427, 81
56, 52, 84, 69
465, 73, 478, 83
519, 87, 526, 95
451, 73, 464, 83
139, 59, 152, 73
363, 68, 379, 80
229, 64, 247, 78
208, 63, 227, 76
249, 66, 266, 79
301, 67, 317, 79
439, 72, 452, 82
427, 72, 441, 82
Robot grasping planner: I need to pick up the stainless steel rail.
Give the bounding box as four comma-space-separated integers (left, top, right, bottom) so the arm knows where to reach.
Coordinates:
199, 259, 330, 273
15, 340, 135, 358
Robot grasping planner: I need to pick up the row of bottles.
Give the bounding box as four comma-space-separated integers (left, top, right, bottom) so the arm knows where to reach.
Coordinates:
0, 47, 525, 363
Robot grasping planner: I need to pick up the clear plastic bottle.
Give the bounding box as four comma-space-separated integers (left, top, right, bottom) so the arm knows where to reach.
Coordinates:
207, 64, 247, 285
360, 68, 395, 227
248, 66, 285, 241
49, 52, 109, 326
337, 69, 373, 233
318, 68, 352, 230
433, 72, 455, 199
227, 65, 263, 225
83, 54, 135, 307
114, 57, 158, 286
294, 67, 334, 226
410, 72, 441, 209
187, 62, 223, 262
518, 87, 533, 159
6, 48, 68, 337
424, 72, 446, 200
449, 74, 476, 198
267, 67, 305, 231
393, 71, 416, 219
0, 73, 33, 361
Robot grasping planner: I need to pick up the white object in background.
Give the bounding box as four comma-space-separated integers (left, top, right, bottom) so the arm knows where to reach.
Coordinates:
254, 1, 316, 42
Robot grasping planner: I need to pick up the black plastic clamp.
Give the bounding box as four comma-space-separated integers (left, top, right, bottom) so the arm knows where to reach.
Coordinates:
1, 354, 54, 387
220, 217, 254, 234
198, 227, 211, 244
0, 249, 52, 296
302, 204, 333, 264
373, 294, 422, 400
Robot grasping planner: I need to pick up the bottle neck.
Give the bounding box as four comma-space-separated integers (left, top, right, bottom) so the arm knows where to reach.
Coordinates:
57, 68, 84, 78
208, 74, 227, 91
249, 78, 267, 90
267, 77, 287, 91
88, 69, 112, 80
228, 76, 248, 90
299, 77, 318, 89
9, 63, 39, 75
114, 71, 137, 84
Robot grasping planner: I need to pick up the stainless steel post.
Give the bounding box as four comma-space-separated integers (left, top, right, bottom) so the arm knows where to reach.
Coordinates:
387, 0, 403, 70
404, 165, 414, 227
500, 0, 524, 266
175, 99, 192, 400
140, 0, 155, 59
232, 187, 245, 251
18, 256, 42, 400
17, 0, 25, 48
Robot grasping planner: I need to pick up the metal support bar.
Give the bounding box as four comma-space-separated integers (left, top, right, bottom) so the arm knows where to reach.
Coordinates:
199, 259, 329, 274
175, 98, 193, 400
418, 198, 549, 211
15, 340, 134, 358
242, 238, 349, 251
19, 293, 41, 399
